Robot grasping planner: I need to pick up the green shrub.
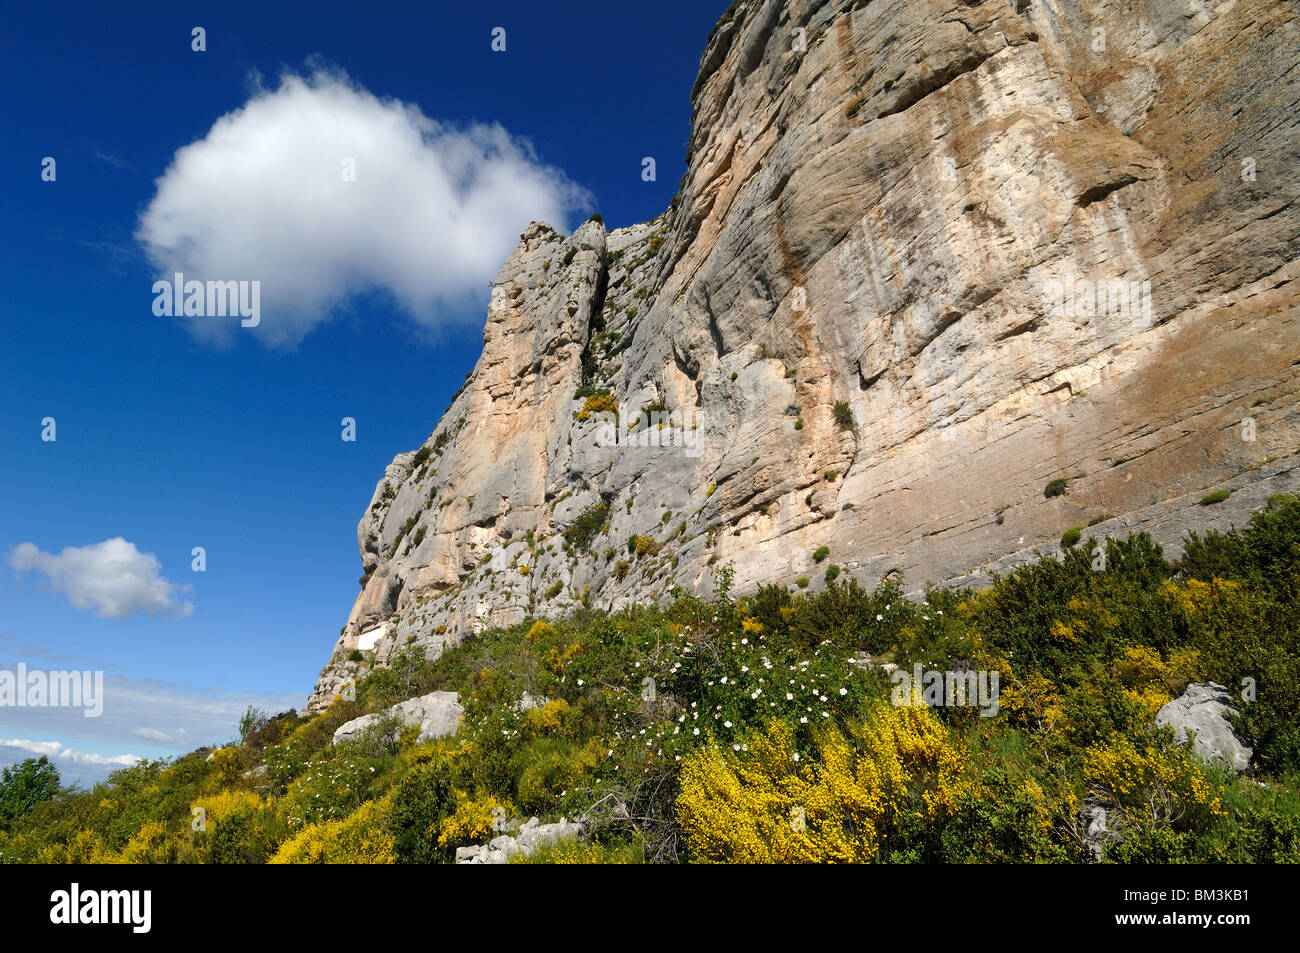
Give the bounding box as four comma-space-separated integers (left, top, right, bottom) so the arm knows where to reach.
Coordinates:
564, 503, 609, 553
388, 759, 456, 864
1061, 527, 1083, 548
1044, 478, 1068, 498
813, 546, 830, 563
0, 758, 59, 831
1200, 489, 1231, 505
833, 400, 855, 431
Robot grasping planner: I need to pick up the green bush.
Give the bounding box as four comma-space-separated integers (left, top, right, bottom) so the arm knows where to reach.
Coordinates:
1061, 527, 1083, 548
833, 400, 855, 431
1044, 478, 1068, 498
1200, 489, 1231, 505
388, 759, 456, 864
563, 503, 609, 553
0, 758, 59, 831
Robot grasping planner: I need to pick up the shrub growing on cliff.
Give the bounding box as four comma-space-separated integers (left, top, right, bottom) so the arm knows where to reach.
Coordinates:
1044, 478, 1068, 498
833, 400, 855, 432
563, 503, 609, 553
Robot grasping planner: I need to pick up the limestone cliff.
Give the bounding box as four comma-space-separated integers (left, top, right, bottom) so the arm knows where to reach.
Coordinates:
310, 0, 1299, 709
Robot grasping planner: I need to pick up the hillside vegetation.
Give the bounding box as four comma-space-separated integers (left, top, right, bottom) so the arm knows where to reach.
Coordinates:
3, 495, 1298, 864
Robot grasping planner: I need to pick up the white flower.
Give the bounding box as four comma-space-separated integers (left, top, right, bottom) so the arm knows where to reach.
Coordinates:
839, 687, 848, 695
792, 753, 800, 762
800, 716, 808, 724
577, 679, 584, 685
693, 727, 700, 736
876, 614, 883, 621
724, 720, 733, 728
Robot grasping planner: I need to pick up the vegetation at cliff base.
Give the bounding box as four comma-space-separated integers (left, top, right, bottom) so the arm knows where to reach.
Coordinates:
3, 494, 1298, 864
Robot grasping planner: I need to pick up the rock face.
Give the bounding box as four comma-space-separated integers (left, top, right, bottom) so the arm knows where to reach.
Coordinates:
310, 0, 1300, 709
1156, 682, 1253, 772
454, 817, 585, 865
331, 691, 463, 746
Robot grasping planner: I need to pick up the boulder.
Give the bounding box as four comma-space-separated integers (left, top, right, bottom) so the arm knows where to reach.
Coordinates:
1156, 682, 1253, 772
454, 816, 584, 864
332, 690, 463, 746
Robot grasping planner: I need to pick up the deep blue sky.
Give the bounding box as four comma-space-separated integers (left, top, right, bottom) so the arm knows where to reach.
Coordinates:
0, 0, 722, 782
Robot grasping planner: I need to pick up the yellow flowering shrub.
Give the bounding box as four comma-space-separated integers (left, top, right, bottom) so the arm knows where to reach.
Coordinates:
192, 789, 263, 825
119, 820, 184, 864
582, 393, 619, 415
1161, 576, 1238, 617
437, 794, 507, 850
676, 704, 962, 863
1085, 735, 1224, 829
998, 671, 1065, 735
269, 798, 395, 863
524, 699, 575, 736
200, 746, 249, 791
36, 828, 121, 864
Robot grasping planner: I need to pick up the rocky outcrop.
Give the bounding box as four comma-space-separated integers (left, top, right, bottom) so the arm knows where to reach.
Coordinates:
310, 0, 1300, 709
332, 691, 463, 746
454, 817, 585, 864
1156, 682, 1254, 772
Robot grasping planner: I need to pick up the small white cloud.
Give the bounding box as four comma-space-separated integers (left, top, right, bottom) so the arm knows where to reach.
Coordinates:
8, 538, 193, 619
137, 66, 591, 346
131, 727, 192, 745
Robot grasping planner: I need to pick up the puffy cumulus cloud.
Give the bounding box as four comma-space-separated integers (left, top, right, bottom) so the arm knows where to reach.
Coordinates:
137, 67, 591, 346
0, 739, 142, 768
8, 538, 194, 620
0, 740, 144, 787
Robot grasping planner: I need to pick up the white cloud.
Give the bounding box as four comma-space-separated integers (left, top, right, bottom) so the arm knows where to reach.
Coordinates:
137, 67, 591, 346
131, 727, 192, 745
0, 738, 142, 768
7, 538, 193, 619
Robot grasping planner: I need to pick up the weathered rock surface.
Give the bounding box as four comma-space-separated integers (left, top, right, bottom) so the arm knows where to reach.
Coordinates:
454, 817, 585, 865
311, 0, 1299, 709
331, 691, 463, 746
1156, 682, 1253, 772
